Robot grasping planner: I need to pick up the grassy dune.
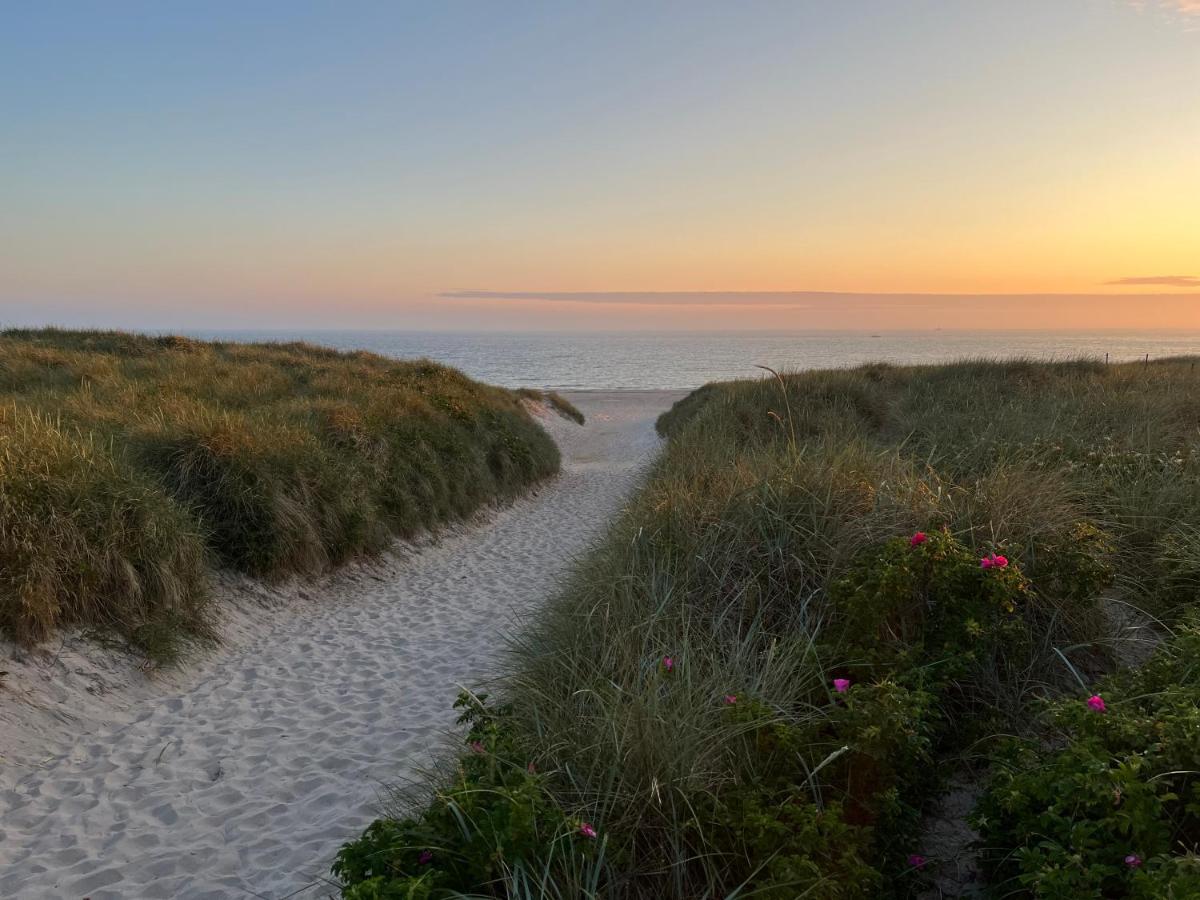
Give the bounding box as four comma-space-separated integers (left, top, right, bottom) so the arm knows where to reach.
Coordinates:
0, 329, 573, 656
336, 358, 1200, 899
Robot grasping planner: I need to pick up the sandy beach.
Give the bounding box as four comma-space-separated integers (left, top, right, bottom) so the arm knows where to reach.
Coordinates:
0, 390, 684, 900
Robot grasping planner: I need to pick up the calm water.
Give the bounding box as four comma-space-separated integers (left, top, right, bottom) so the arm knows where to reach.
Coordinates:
189, 330, 1200, 391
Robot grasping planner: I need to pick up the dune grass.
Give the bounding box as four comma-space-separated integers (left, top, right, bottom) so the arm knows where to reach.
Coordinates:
336, 356, 1200, 899
0, 328, 565, 656
517, 388, 586, 426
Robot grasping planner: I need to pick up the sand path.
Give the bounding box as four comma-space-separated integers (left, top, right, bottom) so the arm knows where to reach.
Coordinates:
0, 391, 681, 900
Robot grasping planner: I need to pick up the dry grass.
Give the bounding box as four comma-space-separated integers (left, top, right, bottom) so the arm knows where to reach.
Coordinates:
0, 328, 563, 656
517, 388, 586, 425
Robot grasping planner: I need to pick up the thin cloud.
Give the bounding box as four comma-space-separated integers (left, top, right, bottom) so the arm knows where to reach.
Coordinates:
442, 290, 821, 306
441, 289, 1200, 308
441, 290, 963, 308
1128, 1, 1200, 15
1107, 275, 1200, 287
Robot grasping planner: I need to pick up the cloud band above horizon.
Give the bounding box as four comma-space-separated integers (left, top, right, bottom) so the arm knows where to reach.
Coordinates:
442, 289, 1200, 307
1107, 276, 1200, 287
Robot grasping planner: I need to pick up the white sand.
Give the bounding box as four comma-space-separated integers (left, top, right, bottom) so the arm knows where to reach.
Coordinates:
0, 390, 683, 900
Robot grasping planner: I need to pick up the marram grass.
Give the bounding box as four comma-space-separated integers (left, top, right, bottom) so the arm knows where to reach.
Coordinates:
0, 328, 571, 656
337, 355, 1200, 899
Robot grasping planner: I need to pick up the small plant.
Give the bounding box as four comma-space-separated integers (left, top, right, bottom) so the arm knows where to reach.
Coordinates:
974, 617, 1200, 898
333, 692, 602, 899
515, 388, 586, 425
698, 780, 881, 899
831, 528, 1033, 708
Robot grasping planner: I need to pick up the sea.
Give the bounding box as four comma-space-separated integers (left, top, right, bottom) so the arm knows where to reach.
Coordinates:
190, 330, 1200, 392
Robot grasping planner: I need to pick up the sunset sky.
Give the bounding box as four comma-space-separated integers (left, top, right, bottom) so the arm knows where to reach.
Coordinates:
3, 1, 1199, 331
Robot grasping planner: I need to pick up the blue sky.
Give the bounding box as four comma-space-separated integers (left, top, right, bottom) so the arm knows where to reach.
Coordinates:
3, 1, 1199, 330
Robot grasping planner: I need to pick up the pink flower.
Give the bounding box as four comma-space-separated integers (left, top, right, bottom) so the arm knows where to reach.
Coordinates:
1087, 694, 1107, 713
833, 678, 851, 694
980, 553, 1009, 569
993, 554, 1009, 568
469, 741, 486, 754
662, 656, 674, 672
579, 822, 598, 839
980, 556, 992, 569
723, 694, 738, 705
1125, 853, 1142, 868
907, 853, 927, 869
419, 849, 433, 865
910, 531, 928, 547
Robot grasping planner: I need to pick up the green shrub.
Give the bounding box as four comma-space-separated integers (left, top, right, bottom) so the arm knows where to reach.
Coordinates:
832, 529, 1031, 683
334, 693, 604, 900
694, 685, 937, 899
974, 617, 1200, 898
698, 782, 880, 899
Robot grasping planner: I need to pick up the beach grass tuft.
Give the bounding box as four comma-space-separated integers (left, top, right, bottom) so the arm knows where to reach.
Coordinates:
0, 328, 563, 658
517, 388, 586, 425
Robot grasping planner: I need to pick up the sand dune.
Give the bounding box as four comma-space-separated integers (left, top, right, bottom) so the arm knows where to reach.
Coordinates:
0, 390, 682, 900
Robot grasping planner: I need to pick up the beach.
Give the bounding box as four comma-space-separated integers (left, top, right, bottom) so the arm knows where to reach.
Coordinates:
7, 3, 1199, 894
0, 390, 684, 899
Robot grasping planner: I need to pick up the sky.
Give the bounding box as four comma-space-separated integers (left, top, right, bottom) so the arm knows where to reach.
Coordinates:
2, 1, 1199, 332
